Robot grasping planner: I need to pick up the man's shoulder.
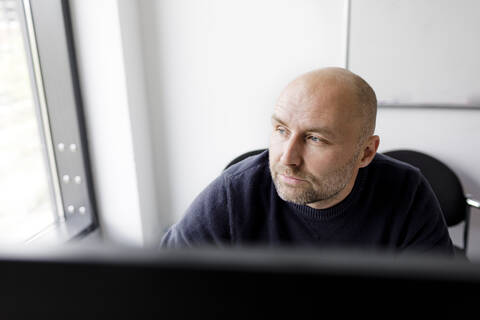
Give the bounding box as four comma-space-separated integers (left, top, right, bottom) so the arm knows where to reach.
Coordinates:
223, 149, 270, 181
364, 152, 425, 190
371, 152, 422, 176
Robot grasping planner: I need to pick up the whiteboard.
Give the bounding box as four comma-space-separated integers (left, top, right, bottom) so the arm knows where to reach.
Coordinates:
348, 0, 480, 108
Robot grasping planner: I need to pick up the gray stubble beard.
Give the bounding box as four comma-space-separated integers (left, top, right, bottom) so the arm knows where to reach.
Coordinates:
270, 151, 360, 206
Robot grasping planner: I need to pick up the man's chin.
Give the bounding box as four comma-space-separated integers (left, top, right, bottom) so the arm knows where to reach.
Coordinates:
276, 188, 309, 205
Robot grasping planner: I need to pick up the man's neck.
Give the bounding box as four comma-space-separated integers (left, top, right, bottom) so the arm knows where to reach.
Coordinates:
306, 170, 359, 210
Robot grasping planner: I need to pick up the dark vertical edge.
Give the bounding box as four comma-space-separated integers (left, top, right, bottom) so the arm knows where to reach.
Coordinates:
464, 204, 471, 253
60, 0, 101, 238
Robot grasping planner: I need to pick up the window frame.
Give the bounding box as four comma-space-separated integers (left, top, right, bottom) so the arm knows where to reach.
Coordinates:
17, 0, 98, 242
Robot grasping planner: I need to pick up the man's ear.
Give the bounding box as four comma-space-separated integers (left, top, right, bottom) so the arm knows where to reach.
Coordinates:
359, 135, 380, 168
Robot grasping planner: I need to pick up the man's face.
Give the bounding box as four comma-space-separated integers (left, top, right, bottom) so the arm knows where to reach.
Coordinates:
268, 79, 364, 209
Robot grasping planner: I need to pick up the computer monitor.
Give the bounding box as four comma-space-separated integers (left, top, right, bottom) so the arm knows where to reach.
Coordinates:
0, 244, 477, 318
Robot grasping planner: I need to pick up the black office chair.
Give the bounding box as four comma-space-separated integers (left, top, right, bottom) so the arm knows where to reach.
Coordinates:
224, 149, 266, 170
225, 148, 480, 255
384, 149, 480, 255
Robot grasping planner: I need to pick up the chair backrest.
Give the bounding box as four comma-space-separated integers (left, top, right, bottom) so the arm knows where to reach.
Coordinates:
224, 149, 266, 171
383, 150, 467, 227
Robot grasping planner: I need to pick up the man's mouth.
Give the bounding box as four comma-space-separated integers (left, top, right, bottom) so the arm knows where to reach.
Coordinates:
279, 174, 307, 185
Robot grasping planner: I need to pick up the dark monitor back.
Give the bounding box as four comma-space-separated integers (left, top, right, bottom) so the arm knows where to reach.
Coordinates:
0, 245, 478, 319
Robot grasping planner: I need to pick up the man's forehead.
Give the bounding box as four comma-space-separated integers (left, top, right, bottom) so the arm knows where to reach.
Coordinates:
275, 77, 362, 120
272, 67, 375, 141
274, 88, 348, 121
280, 76, 356, 107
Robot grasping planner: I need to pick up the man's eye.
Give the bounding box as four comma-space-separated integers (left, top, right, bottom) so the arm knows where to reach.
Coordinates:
308, 136, 323, 143
277, 127, 286, 134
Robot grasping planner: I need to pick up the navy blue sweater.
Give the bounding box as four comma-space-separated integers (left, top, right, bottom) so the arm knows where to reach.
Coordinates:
161, 151, 454, 255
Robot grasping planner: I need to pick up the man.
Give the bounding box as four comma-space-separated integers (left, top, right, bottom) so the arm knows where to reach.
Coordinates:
161, 67, 454, 255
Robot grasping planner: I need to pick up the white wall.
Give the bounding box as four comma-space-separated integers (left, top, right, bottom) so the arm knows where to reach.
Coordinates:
348, 0, 480, 106
137, 0, 347, 224
70, 0, 164, 247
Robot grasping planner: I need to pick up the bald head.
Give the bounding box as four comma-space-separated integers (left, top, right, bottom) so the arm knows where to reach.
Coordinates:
280, 67, 377, 144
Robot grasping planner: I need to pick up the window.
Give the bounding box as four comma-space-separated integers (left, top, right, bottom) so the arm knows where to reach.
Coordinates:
0, 0, 55, 242
0, 0, 97, 243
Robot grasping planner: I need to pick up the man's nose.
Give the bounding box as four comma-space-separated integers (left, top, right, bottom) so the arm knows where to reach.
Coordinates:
280, 136, 302, 166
